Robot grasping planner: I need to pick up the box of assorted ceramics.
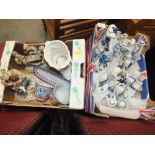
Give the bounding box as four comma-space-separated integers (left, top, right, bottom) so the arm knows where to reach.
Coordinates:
0, 40, 85, 109
85, 23, 155, 119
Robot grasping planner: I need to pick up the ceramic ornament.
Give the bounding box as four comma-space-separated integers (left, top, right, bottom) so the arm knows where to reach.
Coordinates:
100, 84, 109, 92
44, 40, 71, 71
127, 87, 137, 97
116, 31, 121, 38
129, 38, 136, 46
117, 100, 127, 108
132, 80, 143, 91
124, 59, 132, 68
12, 46, 44, 66
136, 34, 149, 47
12, 77, 30, 94
98, 41, 105, 52
126, 76, 135, 85
124, 89, 128, 98
122, 38, 131, 51
112, 67, 122, 77
107, 97, 117, 107
106, 24, 118, 39
134, 34, 150, 57
0, 69, 25, 88
99, 73, 108, 83
121, 33, 128, 40
108, 38, 117, 53
25, 46, 38, 52
93, 24, 107, 48
93, 72, 100, 88
38, 46, 45, 52
115, 85, 125, 95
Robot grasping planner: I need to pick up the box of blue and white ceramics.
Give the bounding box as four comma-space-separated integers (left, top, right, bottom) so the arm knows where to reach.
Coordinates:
85, 23, 155, 119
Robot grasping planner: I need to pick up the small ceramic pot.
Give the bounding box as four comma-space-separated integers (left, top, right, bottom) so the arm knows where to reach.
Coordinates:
35, 82, 52, 101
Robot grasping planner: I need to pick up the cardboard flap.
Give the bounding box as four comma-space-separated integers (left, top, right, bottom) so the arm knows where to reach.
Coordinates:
69, 39, 85, 109
0, 41, 15, 71
0, 41, 15, 102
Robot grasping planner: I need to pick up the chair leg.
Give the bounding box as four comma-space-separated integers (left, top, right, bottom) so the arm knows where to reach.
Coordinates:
42, 19, 47, 33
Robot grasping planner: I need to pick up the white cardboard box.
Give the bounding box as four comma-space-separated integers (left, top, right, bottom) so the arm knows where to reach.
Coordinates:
0, 40, 86, 110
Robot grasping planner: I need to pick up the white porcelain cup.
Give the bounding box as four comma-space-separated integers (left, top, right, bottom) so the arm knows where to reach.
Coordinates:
44, 40, 71, 71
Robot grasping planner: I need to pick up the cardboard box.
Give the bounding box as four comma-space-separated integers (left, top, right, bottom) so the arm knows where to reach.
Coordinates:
85, 23, 155, 119
0, 40, 86, 110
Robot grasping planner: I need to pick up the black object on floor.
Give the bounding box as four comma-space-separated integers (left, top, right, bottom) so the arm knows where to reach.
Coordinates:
48, 109, 74, 135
